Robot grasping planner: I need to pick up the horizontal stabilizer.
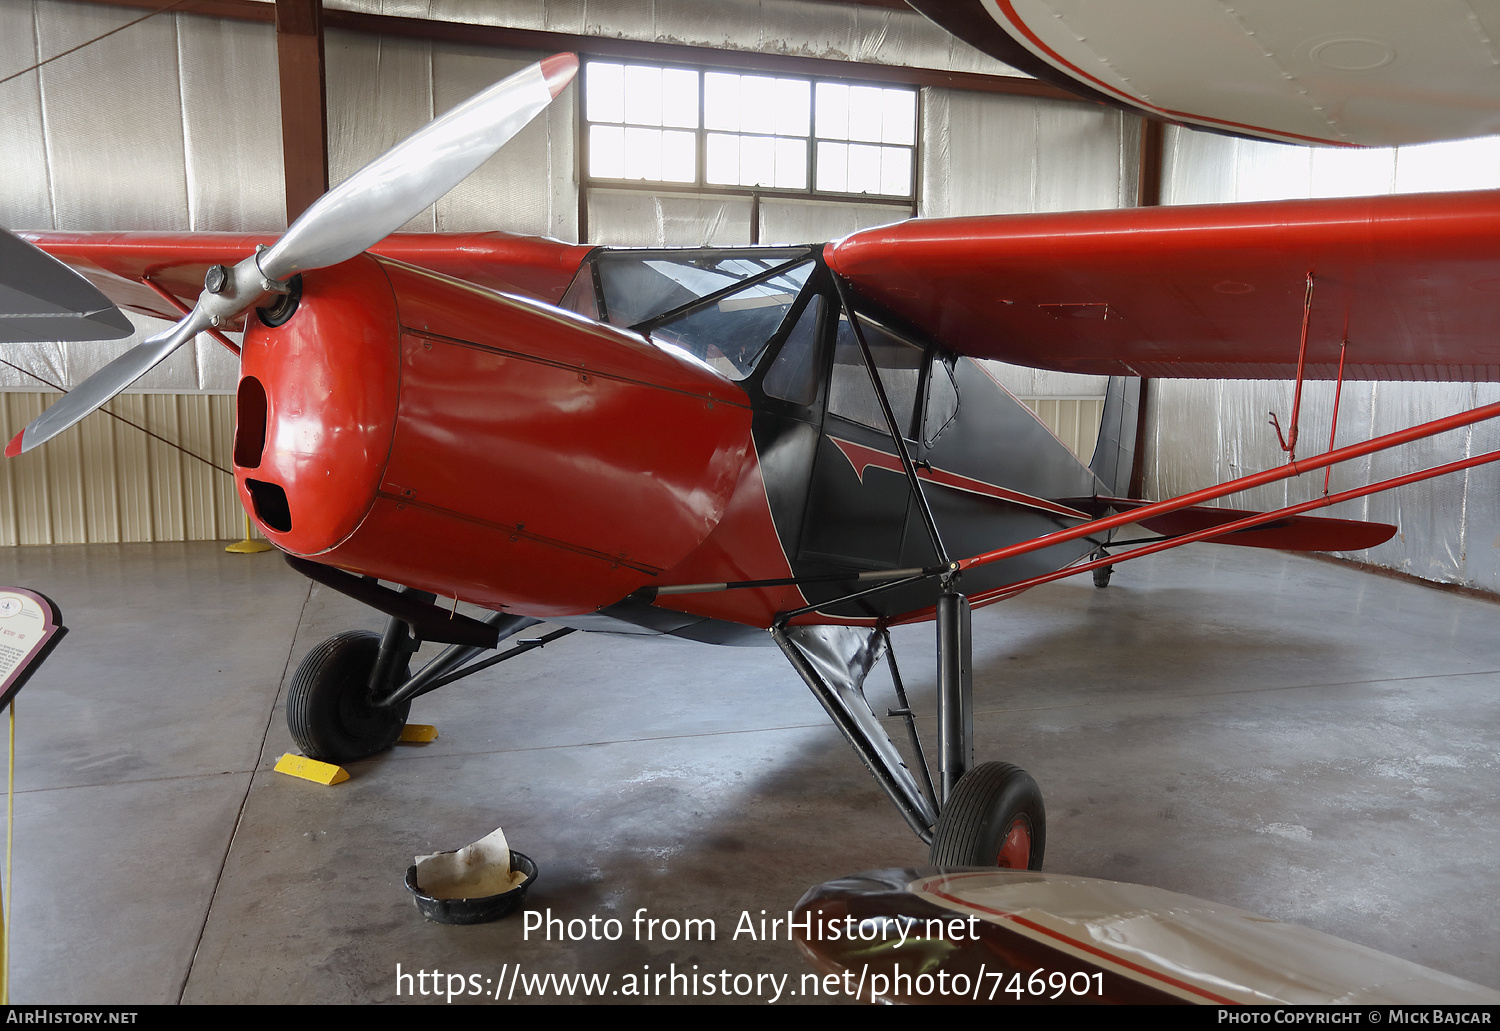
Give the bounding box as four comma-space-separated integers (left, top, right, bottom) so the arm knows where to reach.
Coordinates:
1103, 498, 1396, 552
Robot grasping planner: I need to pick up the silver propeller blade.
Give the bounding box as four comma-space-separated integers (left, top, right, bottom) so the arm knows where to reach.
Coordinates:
7, 305, 209, 457
8, 53, 578, 457
260, 53, 578, 282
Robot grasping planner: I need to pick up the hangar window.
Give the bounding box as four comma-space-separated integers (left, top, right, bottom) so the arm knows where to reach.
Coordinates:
584, 60, 916, 201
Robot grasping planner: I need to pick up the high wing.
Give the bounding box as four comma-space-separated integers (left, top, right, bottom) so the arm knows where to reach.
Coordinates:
20, 231, 593, 328
826, 189, 1500, 382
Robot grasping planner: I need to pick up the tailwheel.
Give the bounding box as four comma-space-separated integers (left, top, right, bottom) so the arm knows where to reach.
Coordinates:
1092, 547, 1113, 588
287, 630, 411, 762
929, 762, 1046, 869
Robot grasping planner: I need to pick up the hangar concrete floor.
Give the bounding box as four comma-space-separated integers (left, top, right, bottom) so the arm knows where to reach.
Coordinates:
4, 539, 1498, 1004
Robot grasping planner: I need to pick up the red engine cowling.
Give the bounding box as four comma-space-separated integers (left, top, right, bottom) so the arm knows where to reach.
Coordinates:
234, 255, 753, 616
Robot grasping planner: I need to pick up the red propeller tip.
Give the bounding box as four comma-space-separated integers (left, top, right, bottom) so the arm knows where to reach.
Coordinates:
5, 429, 24, 458
540, 53, 579, 99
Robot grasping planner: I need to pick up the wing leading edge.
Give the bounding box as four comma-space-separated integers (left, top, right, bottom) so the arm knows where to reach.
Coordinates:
827, 190, 1500, 383
18, 230, 594, 326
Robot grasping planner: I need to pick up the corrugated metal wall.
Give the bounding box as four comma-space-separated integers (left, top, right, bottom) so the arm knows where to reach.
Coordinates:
0, 392, 241, 545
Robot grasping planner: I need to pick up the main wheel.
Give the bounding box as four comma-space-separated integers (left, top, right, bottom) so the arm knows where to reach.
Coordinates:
928, 762, 1046, 869
287, 630, 411, 762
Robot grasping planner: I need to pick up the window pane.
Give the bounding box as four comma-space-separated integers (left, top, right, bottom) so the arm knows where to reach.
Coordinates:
846, 143, 883, 194
847, 86, 884, 143
662, 68, 699, 128
816, 82, 848, 140
705, 72, 740, 131
742, 134, 775, 186
559, 268, 599, 320
623, 126, 662, 180
587, 63, 624, 123
828, 316, 923, 435
882, 89, 916, 146
923, 357, 959, 446
775, 79, 811, 136
595, 251, 811, 327
624, 65, 663, 126
589, 124, 625, 179
763, 295, 825, 406
816, 141, 847, 192
706, 133, 739, 185
880, 147, 911, 196
661, 129, 696, 183
740, 75, 779, 135
775, 137, 807, 189
651, 262, 815, 381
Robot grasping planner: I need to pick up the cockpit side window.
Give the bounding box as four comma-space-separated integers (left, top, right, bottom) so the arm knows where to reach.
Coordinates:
827, 314, 925, 438
760, 294, 826, 406
923, 356, 959, 447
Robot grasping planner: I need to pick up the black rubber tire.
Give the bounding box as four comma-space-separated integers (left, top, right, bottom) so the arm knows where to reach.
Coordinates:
929, 762, 1046, 869
287, 630, 411, 762
1093, 564, 1114, 588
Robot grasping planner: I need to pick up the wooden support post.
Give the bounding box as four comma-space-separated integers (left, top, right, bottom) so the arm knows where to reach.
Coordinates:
275, 0, 328, 224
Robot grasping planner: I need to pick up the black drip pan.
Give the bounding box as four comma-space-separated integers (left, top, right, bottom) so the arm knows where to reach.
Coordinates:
405, 849, 538, 924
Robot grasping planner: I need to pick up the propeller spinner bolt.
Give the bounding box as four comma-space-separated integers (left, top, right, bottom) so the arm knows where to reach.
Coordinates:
204, 264, 229, 294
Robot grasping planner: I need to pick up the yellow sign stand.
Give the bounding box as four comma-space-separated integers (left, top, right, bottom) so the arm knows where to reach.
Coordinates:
226, 512, 272, 554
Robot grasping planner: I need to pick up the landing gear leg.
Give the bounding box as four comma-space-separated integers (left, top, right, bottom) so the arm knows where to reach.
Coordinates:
773, 586, 1048, 868
929, 587, 1046, 869
936, 590, 972, 802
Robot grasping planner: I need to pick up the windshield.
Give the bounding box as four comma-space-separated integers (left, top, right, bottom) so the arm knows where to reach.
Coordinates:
565, 247, 813, 329
648, 261, 816, 380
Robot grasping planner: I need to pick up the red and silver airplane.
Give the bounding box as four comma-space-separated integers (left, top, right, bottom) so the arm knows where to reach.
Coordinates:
9, 22, 1500, 873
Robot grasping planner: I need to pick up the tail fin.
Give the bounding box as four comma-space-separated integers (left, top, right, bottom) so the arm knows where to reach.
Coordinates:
1090, 376, 1141, 497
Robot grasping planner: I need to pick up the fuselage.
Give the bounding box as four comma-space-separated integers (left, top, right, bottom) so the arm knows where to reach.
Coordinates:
233, 243, 1106, 633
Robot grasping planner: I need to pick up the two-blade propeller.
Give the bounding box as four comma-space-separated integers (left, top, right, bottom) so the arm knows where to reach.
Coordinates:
7, 53, 578, 458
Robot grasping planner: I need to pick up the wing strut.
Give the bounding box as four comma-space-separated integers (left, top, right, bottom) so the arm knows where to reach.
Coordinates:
1268, 272, 1317, 459
831, 273, 950, 567
1323, 337, 1350, 495
957, 398, 1500, 583
980, 446, 1500, 603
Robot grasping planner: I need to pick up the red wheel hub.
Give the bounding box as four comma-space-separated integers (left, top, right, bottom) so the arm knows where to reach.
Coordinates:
996, 817, 1032, 868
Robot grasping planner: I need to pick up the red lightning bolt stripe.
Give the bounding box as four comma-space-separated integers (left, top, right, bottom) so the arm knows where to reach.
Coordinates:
829, 437, 1089, 521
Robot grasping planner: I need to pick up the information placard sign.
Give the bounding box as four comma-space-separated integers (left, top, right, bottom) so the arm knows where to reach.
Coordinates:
0, 588, 65, 709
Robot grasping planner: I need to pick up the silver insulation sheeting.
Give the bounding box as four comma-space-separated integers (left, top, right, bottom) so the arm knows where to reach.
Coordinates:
922, 90, 1140, 218
326, 0, 1019, 76
0, 3, 285, 234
